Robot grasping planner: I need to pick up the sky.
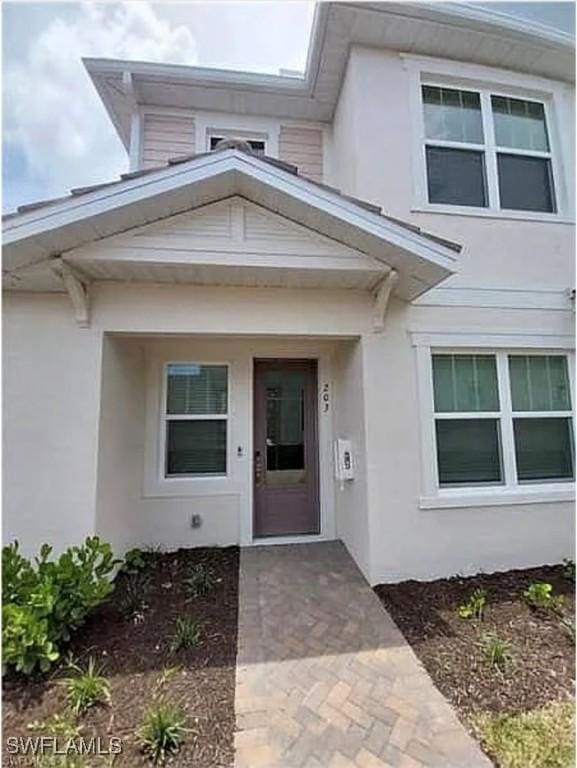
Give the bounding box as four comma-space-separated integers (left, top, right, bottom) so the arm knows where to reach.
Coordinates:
2, 1, 575, 213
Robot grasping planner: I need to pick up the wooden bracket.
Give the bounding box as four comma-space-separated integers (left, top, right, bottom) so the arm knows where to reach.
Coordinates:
51, 258, 90, 328
373, 269, 399, 333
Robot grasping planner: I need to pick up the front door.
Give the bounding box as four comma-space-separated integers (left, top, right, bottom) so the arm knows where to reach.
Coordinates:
253, 359, 320, 537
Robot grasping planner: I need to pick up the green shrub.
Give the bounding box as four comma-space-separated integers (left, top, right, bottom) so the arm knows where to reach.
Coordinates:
523, 581, 564, 612
2, 537, 119, 676
2, 541, 37, 603
184, 564, 216, 598
170, 617, 201, 653
137, 700, 187, 763
457, 588, 487, 620
2, 604, 59, 675
62, 657, 111, 715
481, 633, 512, 671
120, 547, 146, 576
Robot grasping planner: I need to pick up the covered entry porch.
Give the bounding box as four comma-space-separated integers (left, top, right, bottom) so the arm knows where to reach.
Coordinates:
94, 331, 369, 569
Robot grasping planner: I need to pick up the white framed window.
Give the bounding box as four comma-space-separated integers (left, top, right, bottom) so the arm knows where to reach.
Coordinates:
162, 363, 229, 478
430, 350, 574, 491
207, 131, 267, 155
421, 83, 558, 214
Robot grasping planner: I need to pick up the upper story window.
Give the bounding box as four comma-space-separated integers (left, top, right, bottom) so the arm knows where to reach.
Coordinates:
209, 135, 266, 155
422, 85, 556, 214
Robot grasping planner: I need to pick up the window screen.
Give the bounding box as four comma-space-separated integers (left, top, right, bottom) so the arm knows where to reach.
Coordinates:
492, 96, 549, 152
433, 354, 499, 413
426, 147, 487, 207
423, 86, 483, 144
436, 419, 503, 485
167, 364, 227, 415
497, 154, 555, 213
509, 356, 571, 412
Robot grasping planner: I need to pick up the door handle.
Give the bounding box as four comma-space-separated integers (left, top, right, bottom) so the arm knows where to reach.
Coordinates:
254, 450, 263, 486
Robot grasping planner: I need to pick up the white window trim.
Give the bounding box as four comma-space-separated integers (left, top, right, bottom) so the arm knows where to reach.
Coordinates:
405, 56, 569, 221
415, 344, 576, 509
159, 361, 231, 483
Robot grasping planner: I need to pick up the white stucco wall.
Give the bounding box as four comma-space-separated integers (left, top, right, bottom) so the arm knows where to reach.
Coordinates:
3, 293, 103, 556
94, 336, 146, 555
333, 340, 371, 579
329, 47, 575, 295
93, 331, 358, 557
362, 299, 575, 584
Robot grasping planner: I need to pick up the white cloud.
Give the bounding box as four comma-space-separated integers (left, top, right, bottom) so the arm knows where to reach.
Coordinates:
3, 2, 198, 204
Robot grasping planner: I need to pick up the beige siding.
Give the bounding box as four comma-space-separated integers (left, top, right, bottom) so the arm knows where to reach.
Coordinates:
279, 126, 323, 182
141, 111, 195, 169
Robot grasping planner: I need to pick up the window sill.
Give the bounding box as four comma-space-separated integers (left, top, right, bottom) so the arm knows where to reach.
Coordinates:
420, 485, 575, 510
411, 204, 574, 225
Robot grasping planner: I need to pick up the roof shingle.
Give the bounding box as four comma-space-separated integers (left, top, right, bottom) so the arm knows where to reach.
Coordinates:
3, 143, 461, 253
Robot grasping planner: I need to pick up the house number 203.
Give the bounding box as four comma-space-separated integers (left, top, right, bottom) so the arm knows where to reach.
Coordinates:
321, 383, 330, 413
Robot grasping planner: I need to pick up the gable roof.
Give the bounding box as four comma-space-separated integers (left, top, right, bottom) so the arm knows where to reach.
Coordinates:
85, 2, 575, 147
3, 146, 460, 301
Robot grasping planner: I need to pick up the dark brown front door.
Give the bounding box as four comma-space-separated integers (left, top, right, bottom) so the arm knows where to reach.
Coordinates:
253, 359, 320, 538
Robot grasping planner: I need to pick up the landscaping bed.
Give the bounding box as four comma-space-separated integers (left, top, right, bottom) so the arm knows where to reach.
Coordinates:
375, 564, 575, 767
3, 546, 239, 767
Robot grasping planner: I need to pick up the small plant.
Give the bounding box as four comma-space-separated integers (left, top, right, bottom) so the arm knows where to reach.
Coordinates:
120, 547, 146, 576
523, 581, 564, 612
184, 564, 216, 598
137, 700, 187, 763
170, 617, 201, 652
120, 572, 150, 616
62, 656, 111, 715
481, 633, 512, 671
562, 558, 575, 582
457, 588, 487, 620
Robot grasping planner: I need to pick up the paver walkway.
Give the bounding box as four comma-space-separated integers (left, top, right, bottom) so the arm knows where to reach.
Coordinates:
234, 542, 492, 768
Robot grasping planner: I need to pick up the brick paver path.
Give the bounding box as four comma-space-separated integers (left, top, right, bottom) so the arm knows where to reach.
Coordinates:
234, 542, 492, 768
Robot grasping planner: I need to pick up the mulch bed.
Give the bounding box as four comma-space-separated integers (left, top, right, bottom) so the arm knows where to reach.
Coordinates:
3, 546, 239, 767
375, 565, 575, 719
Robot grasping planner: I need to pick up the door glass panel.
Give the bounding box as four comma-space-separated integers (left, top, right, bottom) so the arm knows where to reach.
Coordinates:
265, 371, 305, 486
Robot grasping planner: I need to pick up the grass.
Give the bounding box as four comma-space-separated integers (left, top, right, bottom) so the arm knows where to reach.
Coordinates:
480, 632, 512, 671
184, 564, 216, 598
473, 701, 575, 768
137, 700, 187, 763
170, 617, 202, 653
61, 657, 111, 715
